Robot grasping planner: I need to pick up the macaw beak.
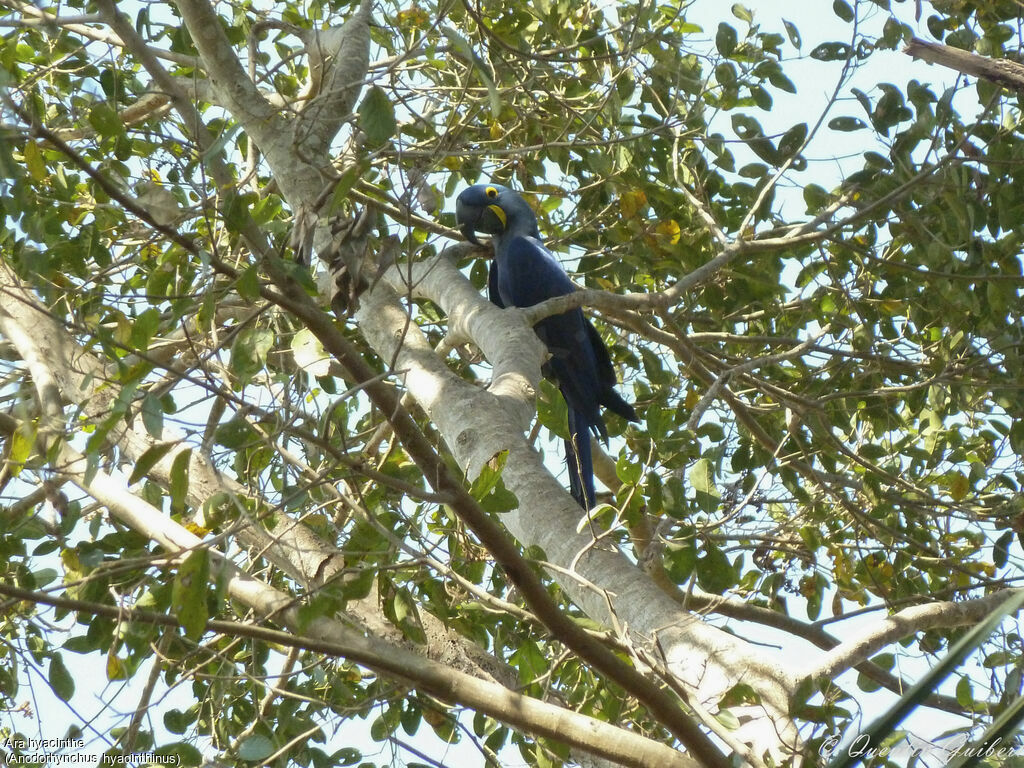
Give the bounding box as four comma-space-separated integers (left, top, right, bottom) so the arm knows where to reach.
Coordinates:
456, 199, 482, 244
455, 196, 506, 245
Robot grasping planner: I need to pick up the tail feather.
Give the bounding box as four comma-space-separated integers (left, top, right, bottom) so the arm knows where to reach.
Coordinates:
601, 386, 638, 424
566, 407, 596, 509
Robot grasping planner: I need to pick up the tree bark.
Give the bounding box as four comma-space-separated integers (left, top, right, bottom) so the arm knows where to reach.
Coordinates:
904, 36, 1024, 91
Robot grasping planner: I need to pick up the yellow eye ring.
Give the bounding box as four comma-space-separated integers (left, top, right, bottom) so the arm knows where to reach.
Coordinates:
485, 186, 498, 198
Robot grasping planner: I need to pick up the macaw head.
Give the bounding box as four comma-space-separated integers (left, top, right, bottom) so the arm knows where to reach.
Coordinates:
455, 183, 537, 244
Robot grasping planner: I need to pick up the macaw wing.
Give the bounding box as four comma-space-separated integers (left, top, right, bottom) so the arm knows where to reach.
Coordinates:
497, 236, 578, 307
584, 320, 638, 423
487, 261, 505, 308
495, 237, 605, 430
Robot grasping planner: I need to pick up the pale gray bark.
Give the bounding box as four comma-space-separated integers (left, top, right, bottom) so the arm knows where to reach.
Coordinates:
810, 590, 1022, 681
905, 36, 1024, 91
0, 262, 690, 768
357, 252, 803, 758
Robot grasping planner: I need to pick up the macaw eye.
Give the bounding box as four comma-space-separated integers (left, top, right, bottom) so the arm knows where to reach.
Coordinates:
485, 186, 498, 198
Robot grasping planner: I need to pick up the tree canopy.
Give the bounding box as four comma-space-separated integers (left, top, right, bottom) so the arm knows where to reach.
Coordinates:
2, 0, 1024, 766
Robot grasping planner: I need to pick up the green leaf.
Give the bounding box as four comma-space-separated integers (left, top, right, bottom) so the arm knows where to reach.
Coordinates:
810, 41, 851, 61
511, 640, 547, 685
163, 708, 194, 735
141, 394, 164, 438
832, 0, 854, 22
695, 542, 735, 594
328, 164, 362, 214
803, 183, 829, 212
237, 734, 275, 762
23, 140, 46, 181
88, 103, 123, 138
201, 122, 241, 164
172, 549, 210, 641
828, 116, 866, 132
128, 441, 176, 485
131, 307, 162, 351
156, 743, 203, 766
731, 4, 752, 23
768, 70, 796, 93
690, 458, 720, 514
993, 531, 1013, 569
170, 448, 191, 514
370, 710, 399, 740
236, 264, 261, 301
714, 708, 741, 729
666, 540, 697, 583
49, 654, 75, 701
955, 674, 973, 707
358, 86, 396, 146
777, 122, 807, 158
332, 747, 361, 766
731, 114, 778, 164
716, 23, 738, 56
856, 670, 882, 693
616, 453, 642, 485
470, 450, 518, 512
782, 19, 802, 48
230, 327, 274, 385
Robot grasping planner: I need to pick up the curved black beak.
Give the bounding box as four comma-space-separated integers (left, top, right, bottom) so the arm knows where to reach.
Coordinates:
455, 197, 483, 244
455, 194, 507, 245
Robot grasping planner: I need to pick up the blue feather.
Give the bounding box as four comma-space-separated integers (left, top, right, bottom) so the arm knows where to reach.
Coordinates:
456, 183, 638, 508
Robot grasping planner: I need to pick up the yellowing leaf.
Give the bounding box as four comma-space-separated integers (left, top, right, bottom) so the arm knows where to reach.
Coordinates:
618, 189, 648, 218
291, 328, 331, 377
8, 424, 35, 477
489, 121, 503, 140
684, 389, 700, 409
106, 650, 128, 680
655, 218, 681, 244
948, 472, 969, 501
24, 140, 46, 181
61, 548, 83, 574
114, 313, 132, 348
396, 7, 430, 28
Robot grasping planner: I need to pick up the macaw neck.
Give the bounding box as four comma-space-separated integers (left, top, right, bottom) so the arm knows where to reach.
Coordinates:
494, 215, 541, 256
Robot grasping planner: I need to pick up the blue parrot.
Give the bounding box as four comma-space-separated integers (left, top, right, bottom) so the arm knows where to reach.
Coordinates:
455, 183, 638, 508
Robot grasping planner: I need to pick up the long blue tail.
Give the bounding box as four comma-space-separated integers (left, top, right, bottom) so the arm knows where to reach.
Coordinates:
566, 407, 596, 509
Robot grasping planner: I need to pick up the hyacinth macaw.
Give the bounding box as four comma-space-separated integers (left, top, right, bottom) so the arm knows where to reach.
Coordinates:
455, 183, 638, 509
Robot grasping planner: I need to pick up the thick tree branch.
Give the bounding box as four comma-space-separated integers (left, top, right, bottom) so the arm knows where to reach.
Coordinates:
0, 274, 704, 767
292, 0, 373, 155
808, 590, 1022, 681
905, 37, 1024, 90
1, 118, 729, 761
264, 257, 734, 768
0, 491, 693, 768
170, 0, 278, 129
357, 249, 803, 759
0, 258, 510, 688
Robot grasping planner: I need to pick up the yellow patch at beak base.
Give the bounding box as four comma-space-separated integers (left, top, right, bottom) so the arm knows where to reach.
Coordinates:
487, 204, 507, 229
